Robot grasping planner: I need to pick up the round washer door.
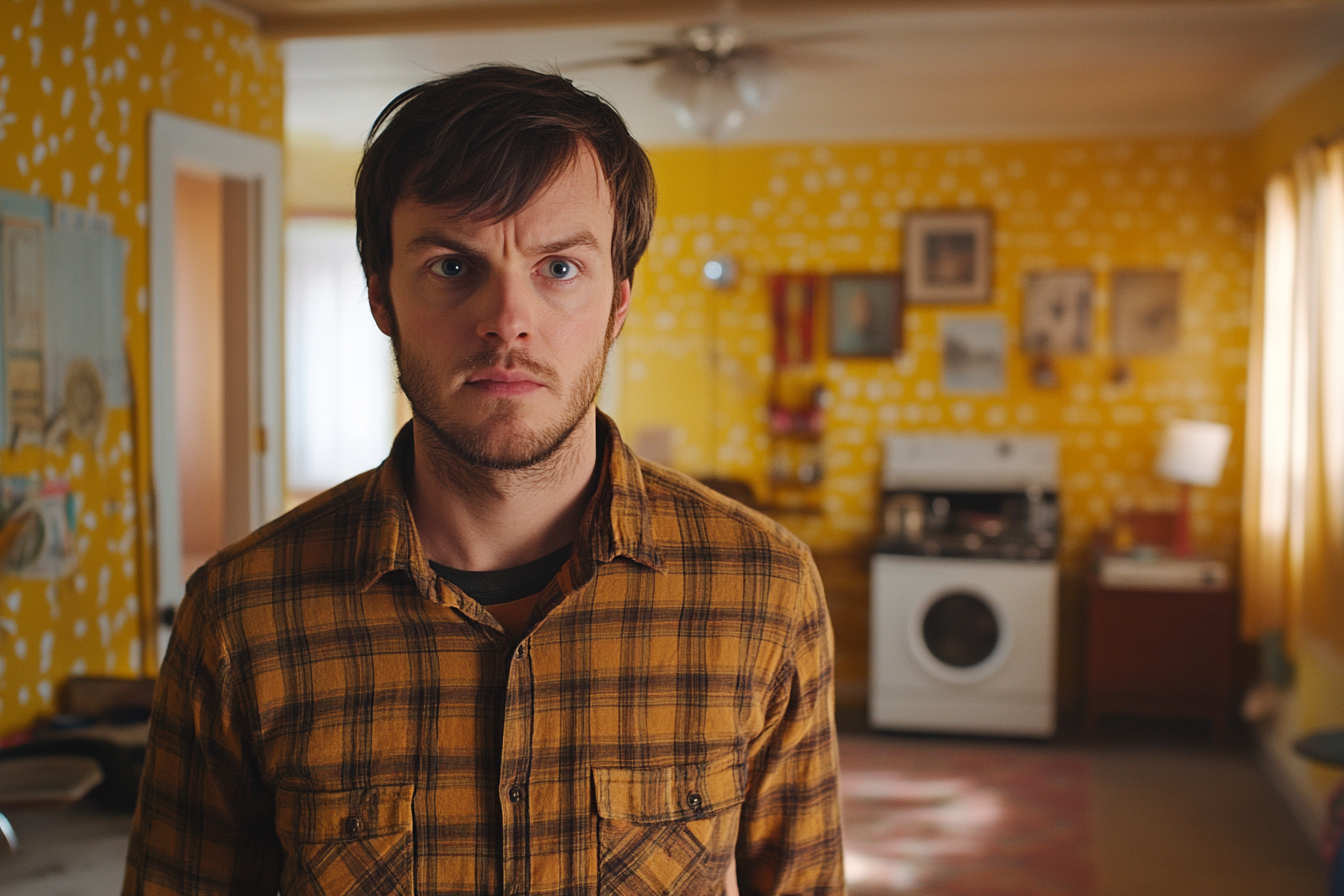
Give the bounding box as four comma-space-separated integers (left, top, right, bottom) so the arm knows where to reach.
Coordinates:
908, 586, 1012, 684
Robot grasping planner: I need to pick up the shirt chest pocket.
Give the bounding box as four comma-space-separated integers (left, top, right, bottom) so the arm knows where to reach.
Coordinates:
274, 785, 414, 896
592, 752, 745, 896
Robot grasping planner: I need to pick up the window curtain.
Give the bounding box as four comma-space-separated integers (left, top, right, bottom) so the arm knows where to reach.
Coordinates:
1242, 137, 1344, 653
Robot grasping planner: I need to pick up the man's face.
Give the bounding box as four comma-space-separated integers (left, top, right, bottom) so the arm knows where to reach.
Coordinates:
369, 145, 629, 471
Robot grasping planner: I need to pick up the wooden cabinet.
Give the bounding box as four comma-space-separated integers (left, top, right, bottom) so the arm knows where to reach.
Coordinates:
1084, 563, 1238, 741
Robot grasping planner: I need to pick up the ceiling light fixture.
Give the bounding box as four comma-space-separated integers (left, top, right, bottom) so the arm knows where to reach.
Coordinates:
651, 24, 779, 142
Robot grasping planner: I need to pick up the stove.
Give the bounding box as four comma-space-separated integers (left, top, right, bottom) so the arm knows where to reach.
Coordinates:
869, 434, 1061, 737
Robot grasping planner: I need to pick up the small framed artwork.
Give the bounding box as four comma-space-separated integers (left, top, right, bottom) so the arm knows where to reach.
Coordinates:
1022, 269, 1093, 354
942, 314, 1006, 393
828, 273, 903, 358
903, 208, 994, 304
1111, 269, 1180, 355
769, 274, 818, 367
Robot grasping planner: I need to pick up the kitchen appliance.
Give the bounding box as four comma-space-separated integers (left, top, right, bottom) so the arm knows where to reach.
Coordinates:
870, 435, 1060, 737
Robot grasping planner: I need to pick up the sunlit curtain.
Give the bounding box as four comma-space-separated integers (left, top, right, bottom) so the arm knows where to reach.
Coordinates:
1243, 137, 1344, 651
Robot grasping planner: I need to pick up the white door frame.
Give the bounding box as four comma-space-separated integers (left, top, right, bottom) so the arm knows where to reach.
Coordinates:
148, 111, 283, 613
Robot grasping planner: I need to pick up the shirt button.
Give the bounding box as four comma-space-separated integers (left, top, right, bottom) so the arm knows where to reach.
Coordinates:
687, 792, 703, 811
343, 816, 363, 837
515, 644, 527, 660
508, 784, 524, 803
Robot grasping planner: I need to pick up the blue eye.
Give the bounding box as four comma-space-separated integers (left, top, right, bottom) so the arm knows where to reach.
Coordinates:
545, 259, 577, 281
431, 257, 466, 277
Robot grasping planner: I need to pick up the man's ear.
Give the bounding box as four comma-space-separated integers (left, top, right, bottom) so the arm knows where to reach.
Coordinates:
610, 279, 632, 341
368, 274, 394, 337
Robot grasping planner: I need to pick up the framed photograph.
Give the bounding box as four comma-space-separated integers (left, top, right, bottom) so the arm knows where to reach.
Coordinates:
828, 273, 902, 358
942, 314, 1005, 393
903, 208, 993, 304
1111, 269, 1180, 355
1022, 269, 1093, 354
769, 274, 817, 367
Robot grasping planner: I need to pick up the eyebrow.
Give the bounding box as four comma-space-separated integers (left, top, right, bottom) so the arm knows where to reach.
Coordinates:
528, 231, 602, 256
405, 230, 603, 258
406, 234, 481, 257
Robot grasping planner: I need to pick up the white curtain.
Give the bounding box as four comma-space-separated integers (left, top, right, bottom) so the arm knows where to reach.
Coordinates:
284, 218, 403, 499
1243, 139, 1344, 645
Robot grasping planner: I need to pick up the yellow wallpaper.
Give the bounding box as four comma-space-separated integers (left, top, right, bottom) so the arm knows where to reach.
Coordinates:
617, 138, 1255, 578
0, 0, 282, 738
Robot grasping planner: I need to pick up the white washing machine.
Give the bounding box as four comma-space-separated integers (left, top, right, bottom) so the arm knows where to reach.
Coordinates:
869, 435, 1059, 738
870, 555, 1058, 737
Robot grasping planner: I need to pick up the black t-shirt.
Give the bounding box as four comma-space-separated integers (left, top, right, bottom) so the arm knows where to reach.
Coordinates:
429, 543, 573, 606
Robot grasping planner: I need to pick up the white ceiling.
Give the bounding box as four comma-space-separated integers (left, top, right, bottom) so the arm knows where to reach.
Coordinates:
282, 1, 1344, 148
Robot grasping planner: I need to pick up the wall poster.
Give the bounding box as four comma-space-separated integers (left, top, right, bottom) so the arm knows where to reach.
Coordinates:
0, 189, 128, 450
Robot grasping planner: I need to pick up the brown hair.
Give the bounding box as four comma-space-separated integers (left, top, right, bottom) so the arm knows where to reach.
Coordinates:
355, 65, 656, 286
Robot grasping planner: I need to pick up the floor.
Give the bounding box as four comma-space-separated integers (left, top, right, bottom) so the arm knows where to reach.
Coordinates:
0, 728, 1328, 896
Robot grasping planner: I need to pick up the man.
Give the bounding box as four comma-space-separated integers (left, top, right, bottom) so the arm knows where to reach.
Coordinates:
124, 65, 844, 895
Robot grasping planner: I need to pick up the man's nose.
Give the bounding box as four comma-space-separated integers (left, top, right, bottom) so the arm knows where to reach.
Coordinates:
475, 269, 535, 346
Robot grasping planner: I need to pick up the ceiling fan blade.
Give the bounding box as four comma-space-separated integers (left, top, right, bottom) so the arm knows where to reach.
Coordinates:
561, 50, 675, 71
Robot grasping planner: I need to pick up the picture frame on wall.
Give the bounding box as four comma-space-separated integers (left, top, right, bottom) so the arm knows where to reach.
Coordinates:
1111, 269, 1180, 355
1021, 269, 1093, 354
769, 273, 817, 367
903, 208, 994, 304
941, 313, 1006, 393
828, 273, 903, 358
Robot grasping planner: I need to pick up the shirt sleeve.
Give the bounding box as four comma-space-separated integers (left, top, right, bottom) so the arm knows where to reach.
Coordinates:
122, 582, 282, 896
735, 550, 846, 895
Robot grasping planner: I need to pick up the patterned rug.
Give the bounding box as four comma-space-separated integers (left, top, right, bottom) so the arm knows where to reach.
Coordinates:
839, 734, 1096, 896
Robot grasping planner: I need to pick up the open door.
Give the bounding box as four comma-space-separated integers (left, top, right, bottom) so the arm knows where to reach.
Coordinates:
149, 112, 283, 665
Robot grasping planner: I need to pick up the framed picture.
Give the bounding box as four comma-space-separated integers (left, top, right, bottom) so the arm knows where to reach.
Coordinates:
769, 274, 817, 366
828, 273, 902, 358
1111, 269, 1180, 355
903, 208, 993, 304
1022, 269, 1093, 354
941, 314, 1005, 393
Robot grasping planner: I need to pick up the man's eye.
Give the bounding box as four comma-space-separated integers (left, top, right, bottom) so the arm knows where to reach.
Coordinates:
431, 257, 466, 278
544, 259, 577, 281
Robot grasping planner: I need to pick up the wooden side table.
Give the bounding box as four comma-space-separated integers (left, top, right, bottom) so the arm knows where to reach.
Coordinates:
1084, 556, 1238, 742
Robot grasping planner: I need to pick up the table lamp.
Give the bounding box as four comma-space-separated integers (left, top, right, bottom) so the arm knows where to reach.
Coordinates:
1156, 418, 1232, 557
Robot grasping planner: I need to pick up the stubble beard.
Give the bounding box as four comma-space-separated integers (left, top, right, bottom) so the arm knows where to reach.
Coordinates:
388, 299, 616, 474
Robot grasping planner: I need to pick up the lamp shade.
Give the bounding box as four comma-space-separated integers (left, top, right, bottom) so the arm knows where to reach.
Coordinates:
1156, 418, 1232, 487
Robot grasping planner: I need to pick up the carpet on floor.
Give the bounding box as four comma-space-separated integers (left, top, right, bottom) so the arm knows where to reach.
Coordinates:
839, 734, 1096, 896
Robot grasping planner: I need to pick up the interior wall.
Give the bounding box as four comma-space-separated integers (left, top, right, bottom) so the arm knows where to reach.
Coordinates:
285, 134, 362, 215
626, 139, 1255, 557
0, 0, 281, 738
173, 170, 224, 576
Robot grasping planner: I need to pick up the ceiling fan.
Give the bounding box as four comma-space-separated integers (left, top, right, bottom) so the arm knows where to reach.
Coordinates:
566, 23, 850, 141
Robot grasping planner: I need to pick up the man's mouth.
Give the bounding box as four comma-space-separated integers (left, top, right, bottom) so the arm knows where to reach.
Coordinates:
464, 368, 546, 396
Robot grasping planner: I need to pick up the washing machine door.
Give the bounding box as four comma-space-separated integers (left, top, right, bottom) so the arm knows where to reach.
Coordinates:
908, 586, 1012, 684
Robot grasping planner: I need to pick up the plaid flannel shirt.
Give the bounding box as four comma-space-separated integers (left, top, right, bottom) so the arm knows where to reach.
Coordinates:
123, 415, 844, 895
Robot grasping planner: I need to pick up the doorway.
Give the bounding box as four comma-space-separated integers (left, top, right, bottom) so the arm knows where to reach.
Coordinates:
148, 112, 283, 663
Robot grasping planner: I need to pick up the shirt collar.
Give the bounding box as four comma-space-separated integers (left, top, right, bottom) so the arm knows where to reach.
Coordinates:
356, 411, 663, 600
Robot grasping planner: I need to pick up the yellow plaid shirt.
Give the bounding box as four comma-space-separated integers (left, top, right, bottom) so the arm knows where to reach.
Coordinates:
124, 416, 844, 895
